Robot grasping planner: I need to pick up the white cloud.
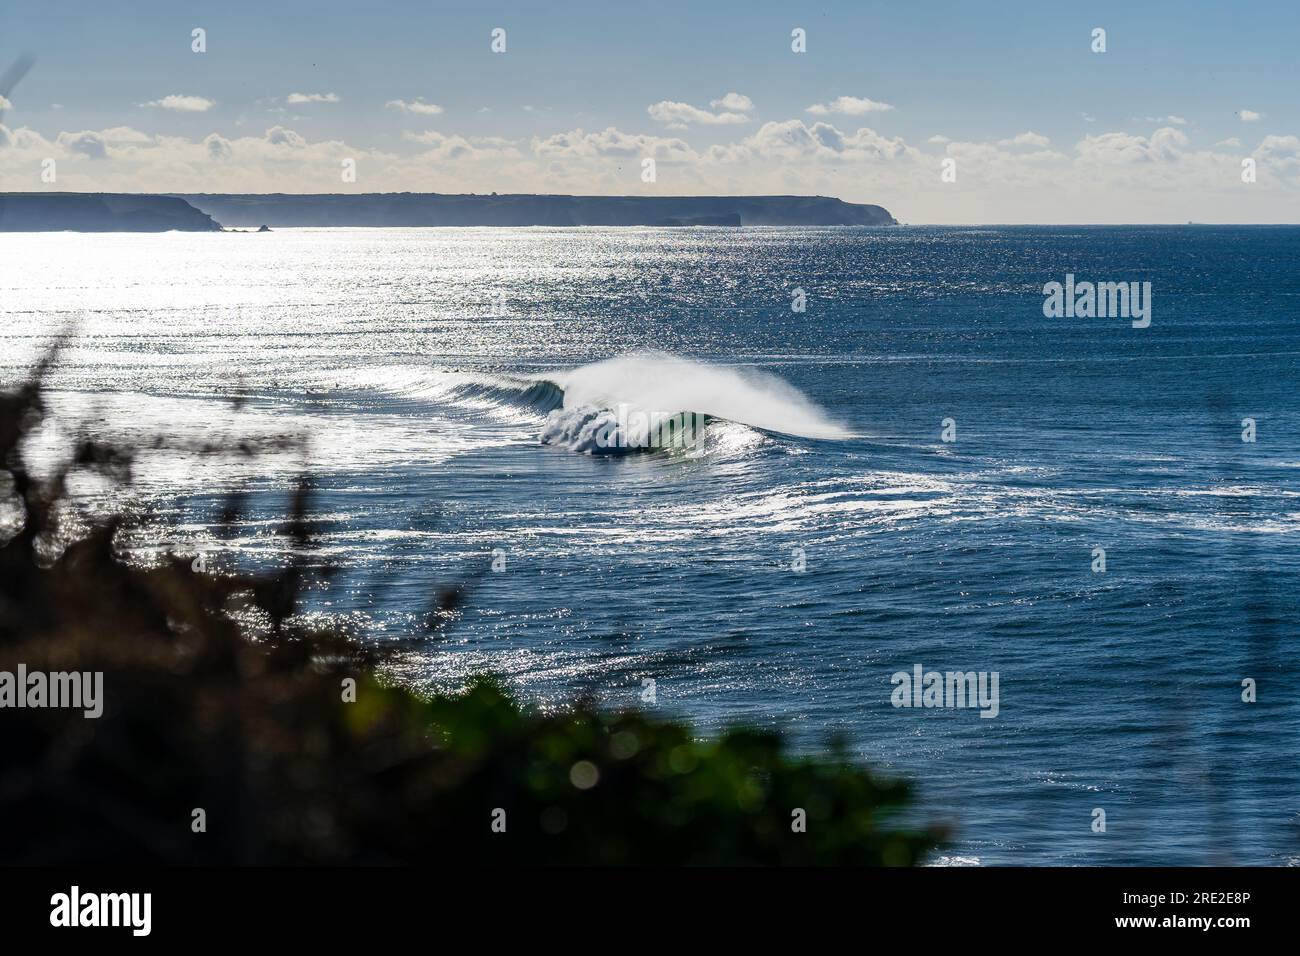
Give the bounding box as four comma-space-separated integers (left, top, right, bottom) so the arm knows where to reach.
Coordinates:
1167, 115, 1188, 125
805, 96, 895, 116
202, 133, 232, 160
141, 94, 215, 112
1216, 137, 1243, 148
287, 92, 340, 104
385, 98, 444, 115
1240, 109, 1262, 122
403, 131, 473, 159
0, 96, 11, 110
927, 134, 951, 144
0, 122, 365, 180
534, 126, 696, 161
265, 125, 307, 148
402, 131, 521, 160
1253, 134, 1300, 164
944, 138, 1067, 167
997, 131, 1051, 148
710, 92, 753, 112
1075, 127, 1189, 164
647, 100, 749, 128
56, 130, 108, 159
708, 120, 917, 164
97, 126, 155, 146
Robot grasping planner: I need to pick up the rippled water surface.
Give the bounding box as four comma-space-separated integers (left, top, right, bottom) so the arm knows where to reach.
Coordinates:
2, 225, 1297, 865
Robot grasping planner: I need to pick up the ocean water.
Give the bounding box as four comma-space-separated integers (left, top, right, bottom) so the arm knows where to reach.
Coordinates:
1, 225, 1297, 865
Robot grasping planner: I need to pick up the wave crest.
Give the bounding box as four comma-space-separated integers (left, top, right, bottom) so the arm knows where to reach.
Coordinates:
547, 353, 850, 441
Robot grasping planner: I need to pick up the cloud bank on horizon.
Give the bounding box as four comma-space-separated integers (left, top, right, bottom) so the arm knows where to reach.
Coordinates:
0, 0, 1297, 223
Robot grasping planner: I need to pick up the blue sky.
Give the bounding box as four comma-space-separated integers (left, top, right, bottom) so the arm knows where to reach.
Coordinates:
2, 1, 1298, 221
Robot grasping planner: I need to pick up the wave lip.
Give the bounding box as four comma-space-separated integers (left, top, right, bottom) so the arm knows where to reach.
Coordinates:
544, 353, 852, 442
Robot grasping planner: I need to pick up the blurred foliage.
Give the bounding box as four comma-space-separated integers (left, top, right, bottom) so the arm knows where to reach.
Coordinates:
0, 351, 946, 864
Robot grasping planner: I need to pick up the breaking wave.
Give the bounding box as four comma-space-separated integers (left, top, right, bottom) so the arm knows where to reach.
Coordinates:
345, 353, 851, 455
536, 353, 851, 454
551, 354, 849, 437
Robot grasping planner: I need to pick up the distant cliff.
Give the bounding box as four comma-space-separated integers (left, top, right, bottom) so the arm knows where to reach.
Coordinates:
0, 193, 222, 231
178, 193, 896, 227
0, 192, 897, 230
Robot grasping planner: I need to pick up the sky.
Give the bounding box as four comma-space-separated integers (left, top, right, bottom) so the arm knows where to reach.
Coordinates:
1, 0, 1298, 222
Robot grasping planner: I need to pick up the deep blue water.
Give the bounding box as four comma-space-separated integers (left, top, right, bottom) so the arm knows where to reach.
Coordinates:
3, 225, 1297, 864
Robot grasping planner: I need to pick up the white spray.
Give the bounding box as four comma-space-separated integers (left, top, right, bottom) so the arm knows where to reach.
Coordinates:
547, 353, 851, 441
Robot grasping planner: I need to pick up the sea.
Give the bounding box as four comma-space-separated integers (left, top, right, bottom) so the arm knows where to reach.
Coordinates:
1, 224, 1297, 865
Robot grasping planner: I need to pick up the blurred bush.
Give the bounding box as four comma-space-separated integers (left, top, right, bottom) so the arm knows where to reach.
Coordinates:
0, 354, 945, 864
